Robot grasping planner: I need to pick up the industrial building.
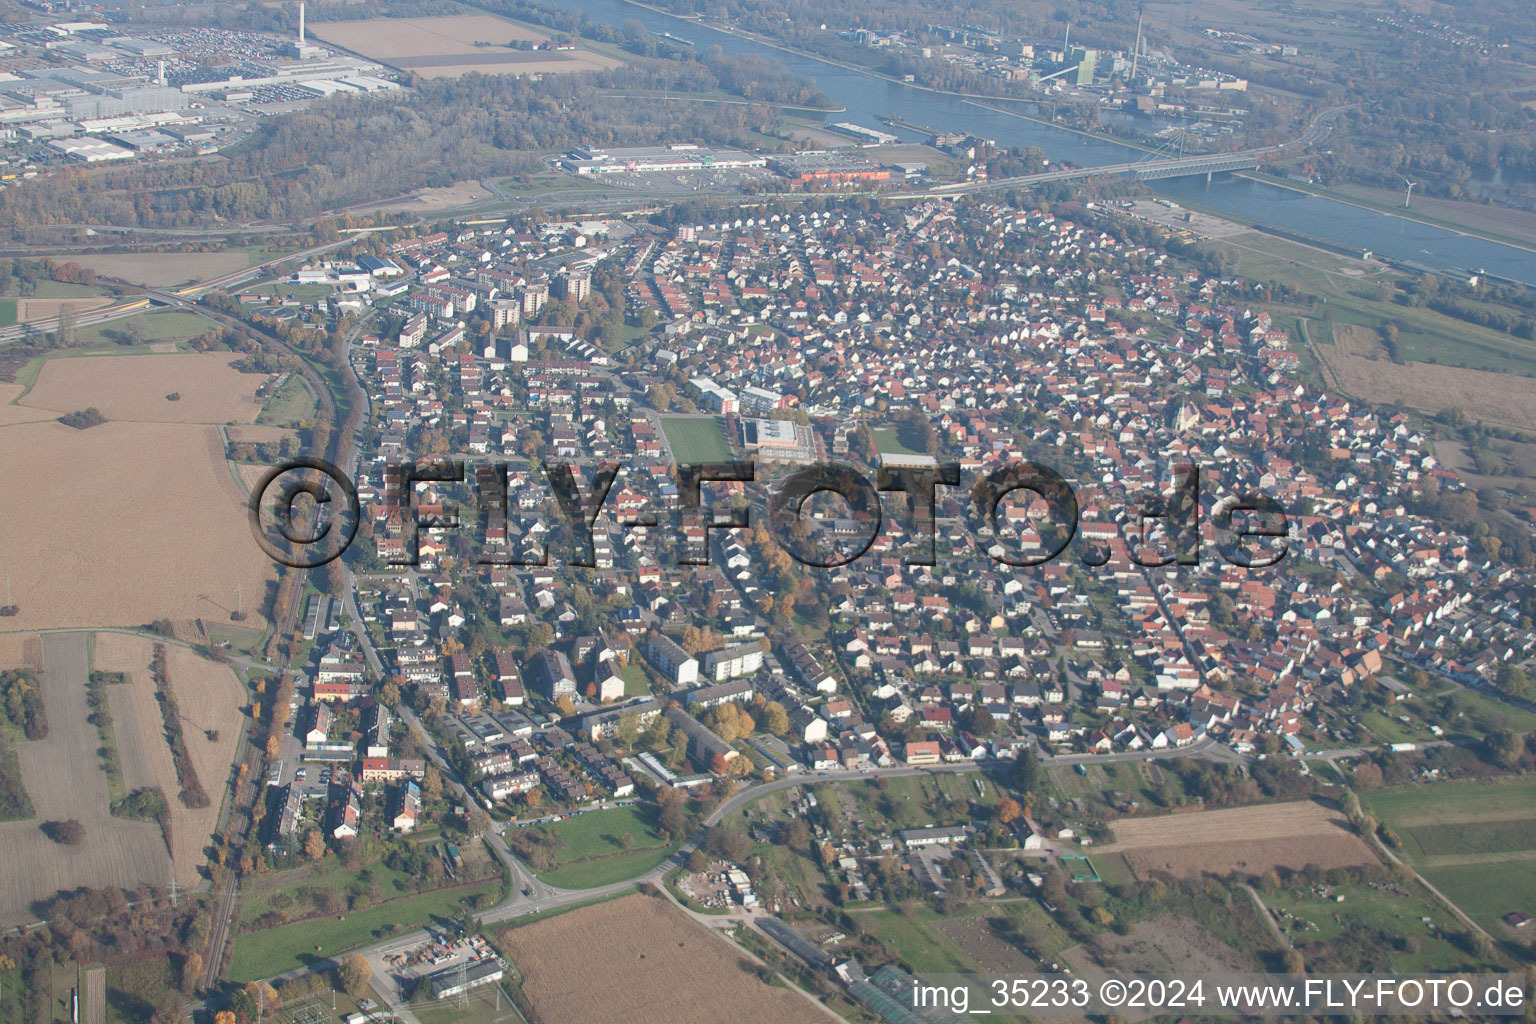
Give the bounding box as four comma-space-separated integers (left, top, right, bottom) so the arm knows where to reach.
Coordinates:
767, 152, 892, 185
560, 144, 767, 176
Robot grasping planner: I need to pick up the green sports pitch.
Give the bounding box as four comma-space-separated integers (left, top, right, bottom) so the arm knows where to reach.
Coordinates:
660, 416, 733, 463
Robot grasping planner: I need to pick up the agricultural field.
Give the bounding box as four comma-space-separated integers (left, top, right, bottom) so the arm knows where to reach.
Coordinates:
859, 905, 978, 973
309, 16, 621, 79
0, 633, 169, 926
1317, 323, 1536, 432
20, 352, 263, 424
14, 295, 112, 325
494, 894, 826, 1024
659, 415, 733, 463
92, 633, 244, 888
525, 805, 676, 888
0, 348, 275, 632
1097, 800, 1376, 879
70, 311, 220, 349
53, 252, 256, 288
1360, 776, 1536, 941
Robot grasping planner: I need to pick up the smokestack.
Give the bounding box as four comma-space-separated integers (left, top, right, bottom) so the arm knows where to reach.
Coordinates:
1131, 12, 1142, 82
157, 58, 165, 87
299, 2, 306, 44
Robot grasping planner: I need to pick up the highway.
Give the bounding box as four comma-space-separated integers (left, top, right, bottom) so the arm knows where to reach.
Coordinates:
0, 235, 367, 346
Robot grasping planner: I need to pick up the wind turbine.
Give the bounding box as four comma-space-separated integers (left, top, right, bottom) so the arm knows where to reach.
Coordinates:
1403, 179, 1418, 208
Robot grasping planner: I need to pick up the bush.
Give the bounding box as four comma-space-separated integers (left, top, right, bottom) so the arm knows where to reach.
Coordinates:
45, 819, 85, 845
58, 408, 106, 430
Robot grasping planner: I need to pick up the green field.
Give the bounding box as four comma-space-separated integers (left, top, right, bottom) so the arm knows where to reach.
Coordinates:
860, 906, 977, 973
238, 855, 432, 927
871, 428, 925, 458
528, 805, 677, 889
1404, 819, 1536, 860
1422, 861, 1536, 942
31, 281, 109, 299
1262, 881, 1475, 973
1360, 776, 1536, 835
1360, 775, 1536, 942
0, 298, 15, 327
76, 310, 218, 347
228, 877, 501, 981
659, 416, 732, 463
256, 374, 318, 427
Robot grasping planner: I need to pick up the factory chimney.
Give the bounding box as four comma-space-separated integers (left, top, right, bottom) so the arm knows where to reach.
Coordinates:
298, 2, 306, 44
157, 58, 165, 87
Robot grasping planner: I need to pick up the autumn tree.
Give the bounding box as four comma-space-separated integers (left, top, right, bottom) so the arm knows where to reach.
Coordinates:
180, 953, 203, 993
994, 796, 1023, 825
303, 829, 325, 861
338, 955, 371, 997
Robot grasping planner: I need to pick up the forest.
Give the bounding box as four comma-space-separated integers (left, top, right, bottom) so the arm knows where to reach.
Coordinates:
0, 50, 816, 232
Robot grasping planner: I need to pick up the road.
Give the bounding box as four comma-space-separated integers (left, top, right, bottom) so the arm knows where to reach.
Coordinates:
0, 236, 365, 346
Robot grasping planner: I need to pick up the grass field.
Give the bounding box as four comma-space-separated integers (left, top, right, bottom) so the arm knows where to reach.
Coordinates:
860, 906, 978, 973
1360, 776, 1536, 832
1360, 775, 1536, 941
528, 805, 676, 889
659, 415, 732, 464
228, 877, 502, 981
1422, 861, 1536, 942
0, 299, 15, 327
238, 856, 429, 927
1259, 881, 1471, 973
256, 374, 317, 428
871, 427, 926, 459
76, 311, 218, 348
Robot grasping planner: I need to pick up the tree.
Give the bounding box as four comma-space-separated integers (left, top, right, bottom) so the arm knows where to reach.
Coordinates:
303, 829, 325, 861
759, 700, 789, 736
48, 819, 85, 845
338, 954, 371, 997
1011, 747, 1038, 795
994, 796, 1023, 825
1353, 762, 1384, 790
466, 807, 493, 837
422, 766, 443, 802
1498, 664, 1531, 699
180, 953, 203, 993
555, 695, 577, 717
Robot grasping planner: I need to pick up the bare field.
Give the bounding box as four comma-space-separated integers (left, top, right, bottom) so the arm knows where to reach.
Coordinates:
21, 353, 263, 425
1064, 915, 1256, 975
1322, 323, 1536, 431
0, 420, 274, 632
310, 16, 620, 78
495, 895, 826, 1024
16, 296, 112, 323
935, 916, 1039, 974
52, 252, 254, 288
93, 632, 243, 887
0, 384, 55, 425
356, 180, 496, 214
0, 633, 169, 925
1099, 801, 1376, 880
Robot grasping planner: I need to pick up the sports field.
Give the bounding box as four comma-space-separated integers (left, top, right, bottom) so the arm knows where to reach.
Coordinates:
659, 415, 733, 463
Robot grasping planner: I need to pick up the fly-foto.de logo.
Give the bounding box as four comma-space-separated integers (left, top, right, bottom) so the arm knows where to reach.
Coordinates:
248, 457, 1288, 572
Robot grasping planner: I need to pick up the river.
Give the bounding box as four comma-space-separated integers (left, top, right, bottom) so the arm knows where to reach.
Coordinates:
549, 0, 1536, 285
